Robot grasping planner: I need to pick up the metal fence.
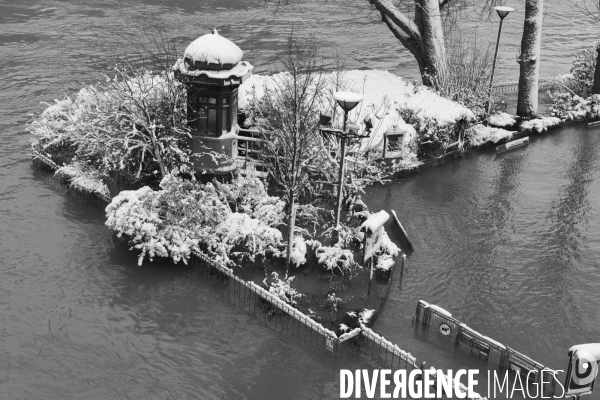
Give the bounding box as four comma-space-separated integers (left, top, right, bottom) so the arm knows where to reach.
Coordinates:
32, 153, 112, 207
414, 300, 558, 398
188, 251, 346, 356
492, 76, 565, 99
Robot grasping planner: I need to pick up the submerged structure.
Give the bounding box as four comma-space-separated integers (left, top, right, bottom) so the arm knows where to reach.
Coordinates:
173, 29, 253, 175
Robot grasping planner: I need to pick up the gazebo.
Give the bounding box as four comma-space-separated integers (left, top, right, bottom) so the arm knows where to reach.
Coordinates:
173, 29, 253, 175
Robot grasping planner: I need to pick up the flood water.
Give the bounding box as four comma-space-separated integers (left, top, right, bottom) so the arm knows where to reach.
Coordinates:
1, 0, 599, 399
369, 123, 600, 396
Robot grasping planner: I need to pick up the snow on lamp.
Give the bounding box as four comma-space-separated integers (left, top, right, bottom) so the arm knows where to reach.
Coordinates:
333, 91, 364, 113
494, 6, 514, 20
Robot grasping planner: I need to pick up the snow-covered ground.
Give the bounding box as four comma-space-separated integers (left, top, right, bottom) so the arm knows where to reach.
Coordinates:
240, 70, 474, 151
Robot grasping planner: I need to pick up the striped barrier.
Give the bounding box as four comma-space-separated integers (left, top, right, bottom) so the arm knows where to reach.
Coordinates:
415, 300, 557, 398
492, 76, 565, 97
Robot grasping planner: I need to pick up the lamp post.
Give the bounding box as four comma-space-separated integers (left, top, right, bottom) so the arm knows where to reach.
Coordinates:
487, 6, 514, 114
331, 91, 363, 230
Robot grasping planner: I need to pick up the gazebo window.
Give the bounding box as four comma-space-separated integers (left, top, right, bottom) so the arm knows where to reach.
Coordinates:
198, 97, 218, 137
188, 88, 218, 137
187, 87, 238, 137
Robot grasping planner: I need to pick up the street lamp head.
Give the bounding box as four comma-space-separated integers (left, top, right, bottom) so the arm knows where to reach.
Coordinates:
333, 91, 364, 113
495, 6, 514, 20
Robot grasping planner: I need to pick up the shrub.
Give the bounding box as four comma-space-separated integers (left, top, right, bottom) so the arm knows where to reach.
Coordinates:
55, 162, 110, 197
208, 212, 284, 265
105, 173, 286, 267
105, 173, 229, 265
326, 293, 343, 312
314, 245, 356, 275
264, 272, 302, 306
30, 65, 192, 187
430, 34, 495, 116
549, 93, 600, 121
571, 44, 599, 98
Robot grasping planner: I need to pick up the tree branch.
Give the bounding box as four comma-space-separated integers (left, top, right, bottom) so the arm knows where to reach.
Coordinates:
381, 14, 425, 72
368, 0, 422, 43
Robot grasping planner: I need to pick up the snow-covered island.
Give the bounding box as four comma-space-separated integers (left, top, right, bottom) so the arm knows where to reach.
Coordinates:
28, 31, 599, 331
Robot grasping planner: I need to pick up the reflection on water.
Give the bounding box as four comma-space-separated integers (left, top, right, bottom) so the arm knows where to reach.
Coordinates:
546, 133, 598, 264
2, 0, 600, 398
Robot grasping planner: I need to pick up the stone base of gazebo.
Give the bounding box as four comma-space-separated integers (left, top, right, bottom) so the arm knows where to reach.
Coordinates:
190, 135, 238, 175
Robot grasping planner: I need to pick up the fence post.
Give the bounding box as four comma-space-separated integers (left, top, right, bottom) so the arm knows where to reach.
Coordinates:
400, 254, 406, 276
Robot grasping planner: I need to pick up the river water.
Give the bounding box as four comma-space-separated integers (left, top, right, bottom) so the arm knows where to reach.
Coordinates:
1, 0, 599, 399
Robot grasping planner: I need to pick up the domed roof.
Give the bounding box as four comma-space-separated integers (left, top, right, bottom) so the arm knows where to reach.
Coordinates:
183, 29, 243, 70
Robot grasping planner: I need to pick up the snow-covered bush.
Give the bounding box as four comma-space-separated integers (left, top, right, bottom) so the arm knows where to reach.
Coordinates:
520, 117, 561, 133
465, 124, 514, 147
570, 44, 599, 98
314, 245, 356, 275
105, 173, 229, 265
548, 45, 600, 122
375, 254, 395, 272
295, 204, 331, 236
322, 223, 362, 249
488, 112, 517, 128
549, 93, 600, 121
55, 162, 110, 197
30, 65, 191, 186
372, 230, 400, 275
264, 272, 302, 306
326, 293, 343, 312
213, 176, 285, 225
208, 212, 284, 265
359, 309, 376, 326
213, 176, 286, 229
105, 173, 286, 267
290, 236, 307, 267
399, 100, 471, 154
379, 229, 400, 257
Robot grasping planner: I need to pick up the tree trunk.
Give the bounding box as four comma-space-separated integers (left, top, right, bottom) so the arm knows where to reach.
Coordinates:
368, 0, 446, 87
417, 0, 446, 87
517, 0, 544, 118
593, 46, 600, 95
285, 194, 296, 278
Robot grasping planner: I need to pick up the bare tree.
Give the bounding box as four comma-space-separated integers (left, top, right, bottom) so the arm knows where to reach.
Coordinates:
361, 0, 506, 88
570, 0, 600, 20
248, 34, 326, 275
92, 63, 191, 179
366, 0, 447, 87
263, 0, 502, 88
430, 32, 494, 114
517, 0, 544, 118
30, 33, 193, 188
